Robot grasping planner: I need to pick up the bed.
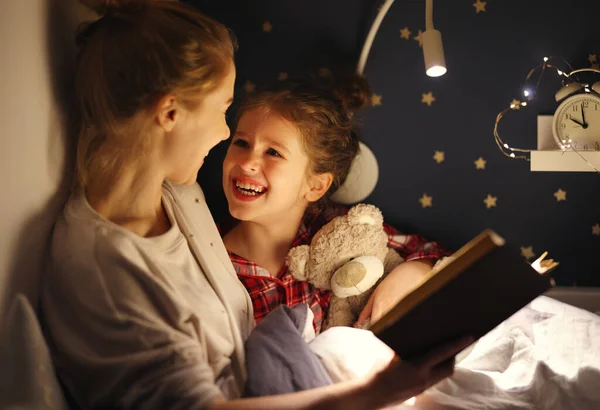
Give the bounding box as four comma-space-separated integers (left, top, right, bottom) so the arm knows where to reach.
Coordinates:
1, 291, 599, 409
309, 294, 600, 410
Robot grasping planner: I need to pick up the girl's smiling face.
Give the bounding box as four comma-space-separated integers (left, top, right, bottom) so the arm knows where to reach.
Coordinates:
222, 108, 315, 223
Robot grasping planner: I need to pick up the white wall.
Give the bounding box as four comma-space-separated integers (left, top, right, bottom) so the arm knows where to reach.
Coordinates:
0, 0, 94, 328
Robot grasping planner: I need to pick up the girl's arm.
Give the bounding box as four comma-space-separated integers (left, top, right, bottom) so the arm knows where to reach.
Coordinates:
358, 259, 433, 325
358, 222, 449, 325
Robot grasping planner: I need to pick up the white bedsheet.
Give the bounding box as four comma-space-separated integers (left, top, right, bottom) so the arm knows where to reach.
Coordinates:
310, 296, 600, 410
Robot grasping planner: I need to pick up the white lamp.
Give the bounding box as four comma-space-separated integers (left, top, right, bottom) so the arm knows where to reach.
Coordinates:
332, 0, 446, 204
356, 0, 447, 78
422, 0, 446, 77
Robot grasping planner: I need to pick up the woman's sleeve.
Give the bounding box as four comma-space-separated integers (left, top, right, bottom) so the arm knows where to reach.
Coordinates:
42, 234, 224, 410
383, 222, 451, 262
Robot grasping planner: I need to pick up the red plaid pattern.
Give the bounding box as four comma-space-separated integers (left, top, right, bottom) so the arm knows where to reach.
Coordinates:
221, 205, 449, 334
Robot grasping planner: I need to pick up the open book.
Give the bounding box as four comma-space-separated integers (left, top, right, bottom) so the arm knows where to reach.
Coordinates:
369, 229, 557, 362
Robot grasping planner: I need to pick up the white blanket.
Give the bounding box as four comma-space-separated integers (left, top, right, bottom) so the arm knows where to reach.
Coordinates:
310, 296, 600, 410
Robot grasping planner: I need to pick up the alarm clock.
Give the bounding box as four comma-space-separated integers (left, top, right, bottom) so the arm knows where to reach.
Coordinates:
552, 68, 600, 151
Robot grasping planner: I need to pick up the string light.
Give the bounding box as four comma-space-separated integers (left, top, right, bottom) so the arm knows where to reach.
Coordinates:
492, 56, 600, 173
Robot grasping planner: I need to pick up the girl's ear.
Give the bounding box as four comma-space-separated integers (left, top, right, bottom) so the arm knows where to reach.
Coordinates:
156, 95, 178, 132
305, 172, 333, 203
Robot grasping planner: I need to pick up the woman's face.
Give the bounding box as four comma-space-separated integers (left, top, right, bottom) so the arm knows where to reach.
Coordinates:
164, 63, 236, 185
222, 108, 314, 223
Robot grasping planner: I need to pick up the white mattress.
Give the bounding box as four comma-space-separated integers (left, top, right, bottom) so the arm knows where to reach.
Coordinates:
311, 296, 600, 410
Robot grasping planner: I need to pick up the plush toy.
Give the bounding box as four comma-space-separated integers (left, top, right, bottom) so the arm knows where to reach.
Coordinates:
286, 204, 403, 331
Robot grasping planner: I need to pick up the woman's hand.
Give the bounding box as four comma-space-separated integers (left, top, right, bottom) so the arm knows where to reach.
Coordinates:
365, 335, 474, 408
357, 259, 433, 326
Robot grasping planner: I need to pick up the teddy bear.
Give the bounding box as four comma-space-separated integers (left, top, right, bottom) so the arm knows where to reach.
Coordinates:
286, 204, 403, 331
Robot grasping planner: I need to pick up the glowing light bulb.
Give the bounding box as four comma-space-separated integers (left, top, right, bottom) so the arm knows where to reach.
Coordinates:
503, 143, 509, 149
510, 104, 516, 109
543, 57, 549, 62
521, 102, 527, 106
523, 90, 530, 97
510, 153, 515, 158
557, 70, 563, 76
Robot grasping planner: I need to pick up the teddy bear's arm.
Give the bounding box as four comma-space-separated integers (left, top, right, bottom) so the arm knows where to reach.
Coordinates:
286, 245, 311, 281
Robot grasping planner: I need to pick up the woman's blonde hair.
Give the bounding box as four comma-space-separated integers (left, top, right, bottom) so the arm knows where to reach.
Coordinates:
74, 0, 235, 188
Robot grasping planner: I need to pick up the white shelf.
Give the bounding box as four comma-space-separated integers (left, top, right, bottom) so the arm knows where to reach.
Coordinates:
530, 150, 600, 172
530, 115, 600, 172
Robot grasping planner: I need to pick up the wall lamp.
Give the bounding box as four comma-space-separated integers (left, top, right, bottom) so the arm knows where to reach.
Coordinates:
332, 0, 446, 205
357, 0, 447, 77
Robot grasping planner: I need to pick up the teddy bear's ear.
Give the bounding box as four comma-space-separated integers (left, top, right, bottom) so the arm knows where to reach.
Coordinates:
347, 204, 384, 227
286, 245, 311, 281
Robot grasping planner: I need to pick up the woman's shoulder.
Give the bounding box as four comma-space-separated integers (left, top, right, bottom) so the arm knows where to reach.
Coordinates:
51, 192, 144, 284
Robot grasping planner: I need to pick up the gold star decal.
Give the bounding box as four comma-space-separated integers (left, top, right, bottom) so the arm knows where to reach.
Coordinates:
520, 246, 535, 260
400, 27, 412, 40
484, 194, 497, 209
473, 0, 487, 14
510, 99, 522, 110
414, 30, 423, 47
593, 224, 600, 236
553, 188, 566, 201
433, 151, 445, 164
262, 21, 273, 32
370, 93, 382, 107
278, 72, 288, 81
419, 193, 433, 208
589, 54, 597, 64
421, 91, 436, 106
474, 157, 487, 169
243, 80, 256, 93
318, 67, 332, 78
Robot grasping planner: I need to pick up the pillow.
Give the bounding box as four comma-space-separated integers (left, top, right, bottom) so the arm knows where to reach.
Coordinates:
0, 293, 68, 410
244, 304, 333, 397
309, 326, 395, 383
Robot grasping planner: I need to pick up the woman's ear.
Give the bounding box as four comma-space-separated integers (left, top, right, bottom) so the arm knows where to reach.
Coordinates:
305, 172, 333, 203
156, 95, 178, 132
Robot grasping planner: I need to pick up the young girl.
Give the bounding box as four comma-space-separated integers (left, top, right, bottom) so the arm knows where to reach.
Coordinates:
221, 77, 449, 334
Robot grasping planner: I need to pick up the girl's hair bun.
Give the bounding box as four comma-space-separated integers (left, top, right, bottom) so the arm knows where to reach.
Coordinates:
331, 72, 372, 116
104, 0, 152, 14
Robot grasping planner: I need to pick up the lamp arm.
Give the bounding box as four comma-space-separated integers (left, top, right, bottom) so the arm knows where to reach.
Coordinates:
425, 0, 434, 30
357, 0, 444, 77
356, 0, 395, 75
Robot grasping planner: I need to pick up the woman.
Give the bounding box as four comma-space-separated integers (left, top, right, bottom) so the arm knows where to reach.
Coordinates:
42, 1, 471, 409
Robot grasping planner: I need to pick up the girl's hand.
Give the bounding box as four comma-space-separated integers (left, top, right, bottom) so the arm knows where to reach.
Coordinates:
357, 260, 433, 326
367, 335, 473, 408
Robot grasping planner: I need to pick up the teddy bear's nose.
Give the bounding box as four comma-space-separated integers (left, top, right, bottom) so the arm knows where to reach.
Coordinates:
331, 256, 385, 298
335, 262, 366, 286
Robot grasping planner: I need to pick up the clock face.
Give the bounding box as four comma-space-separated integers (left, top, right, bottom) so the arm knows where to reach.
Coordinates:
552, 93, 600, 151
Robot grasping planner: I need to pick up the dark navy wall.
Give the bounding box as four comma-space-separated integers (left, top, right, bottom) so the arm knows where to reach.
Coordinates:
189, 0, 600, 287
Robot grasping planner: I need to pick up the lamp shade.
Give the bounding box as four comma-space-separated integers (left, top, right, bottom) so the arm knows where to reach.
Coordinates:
331, 142, 379, 205
423, 29, 446, 77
